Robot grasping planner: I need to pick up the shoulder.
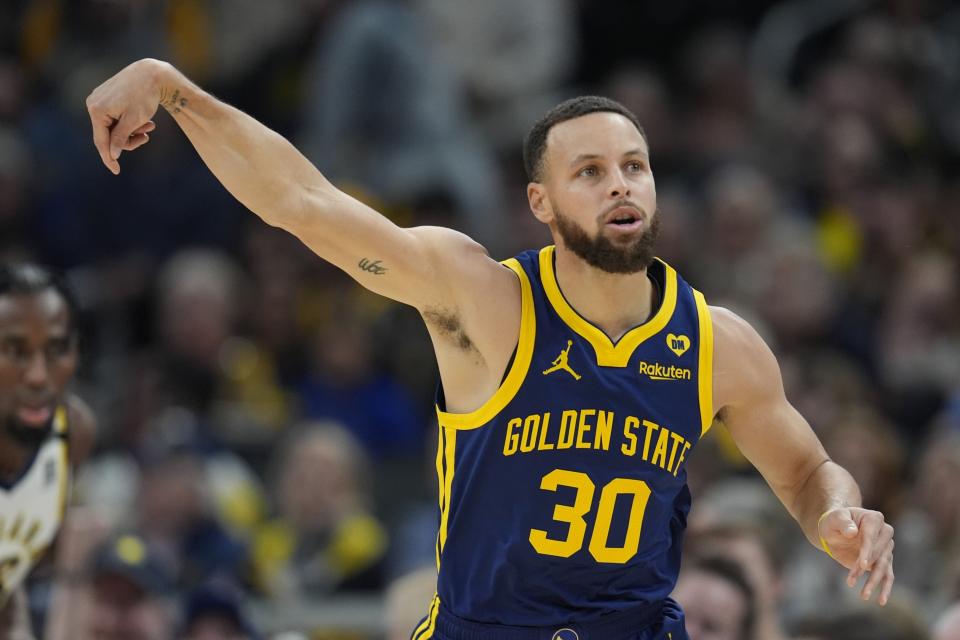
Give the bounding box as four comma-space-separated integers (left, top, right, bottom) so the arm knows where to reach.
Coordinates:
64, 394, 97, 467
709, 305, 784, 412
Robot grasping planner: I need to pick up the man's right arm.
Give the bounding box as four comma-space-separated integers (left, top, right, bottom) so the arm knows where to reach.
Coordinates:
85, 59, 504, 312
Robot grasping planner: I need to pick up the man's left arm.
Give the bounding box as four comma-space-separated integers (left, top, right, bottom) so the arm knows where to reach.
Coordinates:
710, 306, 895, 605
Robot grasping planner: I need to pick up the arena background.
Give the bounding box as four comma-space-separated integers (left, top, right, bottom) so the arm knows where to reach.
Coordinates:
3, 0, 960, 638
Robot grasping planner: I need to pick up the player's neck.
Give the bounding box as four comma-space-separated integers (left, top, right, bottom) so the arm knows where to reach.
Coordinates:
553, 247, 657, 343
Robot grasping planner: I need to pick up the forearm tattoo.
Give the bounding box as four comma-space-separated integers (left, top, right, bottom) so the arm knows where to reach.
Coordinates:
358, 258, 388, 275
160, 87, 188, 114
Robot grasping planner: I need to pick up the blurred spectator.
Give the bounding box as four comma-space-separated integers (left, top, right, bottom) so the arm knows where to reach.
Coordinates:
137, 449, 249, 590
895, 427, 960, 617
673, 554, 755, 640
686, 478, 792, 640
416, 0, 577, 149
789, 601, 929, 640
819, 406, 907, 519
85, 532, 177, 640
298, 302, 424, 459
297, 0, 503, 245
934, 603, 960, 640
384, 566, 437, 640
178, 581, 261, 640
252, 422, 388, 599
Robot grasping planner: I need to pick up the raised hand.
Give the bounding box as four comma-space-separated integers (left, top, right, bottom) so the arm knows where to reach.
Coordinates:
818, 506, 895, 605
85, 58, 167, 175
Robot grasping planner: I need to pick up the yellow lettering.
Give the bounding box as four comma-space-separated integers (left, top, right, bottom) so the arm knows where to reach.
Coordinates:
576, 409, 596, 449
650, 428, 670, 469
520, 414, 540, 453
594, 411, 613, 450
503, 418, 522, 456
22, 521, 40, 547
667, 432, 685, 472
621, 417, 639, 456
673, 442, 692, 476
537, 412, 554, 451
9, 515, 22, 541
641, 420, 659, 460
558, 411, 578, 449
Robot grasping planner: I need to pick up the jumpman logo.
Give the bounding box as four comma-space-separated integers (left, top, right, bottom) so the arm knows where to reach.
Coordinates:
543, 340, 581, 380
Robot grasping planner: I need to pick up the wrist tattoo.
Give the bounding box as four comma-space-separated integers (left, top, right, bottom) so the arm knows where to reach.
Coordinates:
358, 258, 387, 275
160, 88, 188, 114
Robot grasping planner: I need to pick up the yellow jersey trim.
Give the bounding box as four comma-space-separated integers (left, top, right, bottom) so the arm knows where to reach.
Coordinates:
54, 405, 70, 519
437, 427, 456, 562
53, 405, 68, 435
693, 290, 714, 437
539, 245, 679, 367
434, 259, 535, 430
413, 594, 440, 639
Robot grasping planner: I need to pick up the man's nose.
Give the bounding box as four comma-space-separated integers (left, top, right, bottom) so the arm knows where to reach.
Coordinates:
608, 169, 631, 198
22, 352, 49, 387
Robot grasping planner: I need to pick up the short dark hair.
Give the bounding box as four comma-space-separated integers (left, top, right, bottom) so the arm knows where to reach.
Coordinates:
522, 95, 647, 182
0, 263, 79, 336
687, 555, 756, 640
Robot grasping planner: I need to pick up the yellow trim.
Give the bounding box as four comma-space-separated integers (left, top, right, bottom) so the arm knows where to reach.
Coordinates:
53, 405, 68, 434
53, 405, 71, 518
818, 511, 836, 560
413, 594, 440, 639
438, 427, 456, 558
693, 290, 714, 437
57, 439, 69, 519
539, 246, 678, 367
434, 427, 445, 569
435, 259, 535, 430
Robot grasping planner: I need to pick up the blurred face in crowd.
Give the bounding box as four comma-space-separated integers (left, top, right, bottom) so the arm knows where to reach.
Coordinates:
89, 574, 172, 640
280, 431, 356, 532
181, 613, 251, 640
0, 289, 76, 450
529, 112, 660, 274
674, 568, 749, 640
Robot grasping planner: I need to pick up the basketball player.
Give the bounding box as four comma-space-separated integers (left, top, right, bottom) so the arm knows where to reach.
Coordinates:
86, 59, 895, 639
0, 264, 95, 640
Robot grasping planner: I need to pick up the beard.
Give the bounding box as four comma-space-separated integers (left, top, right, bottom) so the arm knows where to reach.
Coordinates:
554, 206, 661, 274
5, 418, 53, 449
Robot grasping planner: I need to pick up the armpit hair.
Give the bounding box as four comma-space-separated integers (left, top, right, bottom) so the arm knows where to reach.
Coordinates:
423, 307, 479, 354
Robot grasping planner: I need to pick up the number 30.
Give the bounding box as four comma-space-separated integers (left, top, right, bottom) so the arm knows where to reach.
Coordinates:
529, 469, 651, 564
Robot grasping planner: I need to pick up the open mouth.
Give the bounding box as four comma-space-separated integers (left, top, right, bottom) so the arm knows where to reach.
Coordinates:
605, 206, 645, 231
16, 405, 53, 427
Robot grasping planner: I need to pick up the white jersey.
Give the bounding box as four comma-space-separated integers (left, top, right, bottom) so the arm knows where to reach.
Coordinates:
0, 407, 70, 606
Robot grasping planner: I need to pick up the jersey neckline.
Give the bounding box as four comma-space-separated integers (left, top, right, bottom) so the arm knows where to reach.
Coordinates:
538, 245, 678, 368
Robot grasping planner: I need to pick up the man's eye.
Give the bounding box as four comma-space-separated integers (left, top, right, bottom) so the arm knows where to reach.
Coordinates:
578, 166, 597, 177
47, 341, 69, 357
2, 343, 26, 360
626, 161, 643, 172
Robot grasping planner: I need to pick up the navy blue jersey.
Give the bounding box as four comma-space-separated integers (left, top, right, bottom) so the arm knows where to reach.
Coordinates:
414, 246, 713, 636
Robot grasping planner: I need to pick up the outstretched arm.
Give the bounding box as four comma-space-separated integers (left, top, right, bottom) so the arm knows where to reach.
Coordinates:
711, 306, 895, 605
0, 588, 35, 640
84, 59, 510, 313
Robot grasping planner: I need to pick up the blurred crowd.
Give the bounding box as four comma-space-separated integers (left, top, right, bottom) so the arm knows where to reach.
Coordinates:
2, 0, 960, 638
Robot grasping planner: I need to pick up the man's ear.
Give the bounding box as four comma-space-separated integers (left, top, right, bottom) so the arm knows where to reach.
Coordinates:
527, 183, 552, 224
